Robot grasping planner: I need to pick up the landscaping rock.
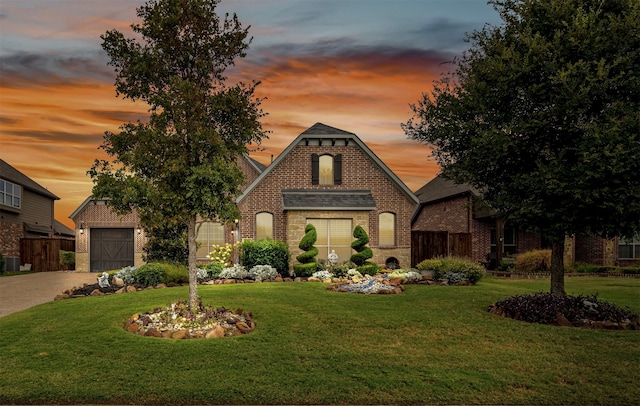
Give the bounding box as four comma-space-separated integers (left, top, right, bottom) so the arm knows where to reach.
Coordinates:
90, 289, 105, 296
172, 329, 190, 339
206, 325, 226, 338
113, 277, 124, 286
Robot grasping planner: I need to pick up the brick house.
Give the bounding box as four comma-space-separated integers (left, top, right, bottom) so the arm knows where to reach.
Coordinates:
72, 123, 418, 272
0, 159, 68, 271
411, 174, 640, 268
411, 175, 543, 267
235, 123, 419, 270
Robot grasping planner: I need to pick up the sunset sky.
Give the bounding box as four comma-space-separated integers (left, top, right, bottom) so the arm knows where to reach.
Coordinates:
0, 0, 501, 228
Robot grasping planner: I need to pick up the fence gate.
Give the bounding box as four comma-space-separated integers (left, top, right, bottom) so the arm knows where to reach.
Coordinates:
20, 238, 75, 271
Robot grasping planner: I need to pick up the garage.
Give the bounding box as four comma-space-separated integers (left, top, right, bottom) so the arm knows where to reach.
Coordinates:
90, 228, 134, 272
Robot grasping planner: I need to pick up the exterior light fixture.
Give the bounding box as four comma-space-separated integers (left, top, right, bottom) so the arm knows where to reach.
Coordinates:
79, 222, 85, 234
137, 225, 142, 234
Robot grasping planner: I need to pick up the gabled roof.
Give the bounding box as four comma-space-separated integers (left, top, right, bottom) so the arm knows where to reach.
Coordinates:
54, 220, 75, 237
236, 123, 418, 205
244, 154, 267, 173
414, 174, 478, 204
0, 159, 59, 200
69, 196, 107, 220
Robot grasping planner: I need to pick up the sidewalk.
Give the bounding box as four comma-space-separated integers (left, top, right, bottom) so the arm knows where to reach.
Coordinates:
0, 272, 97, 318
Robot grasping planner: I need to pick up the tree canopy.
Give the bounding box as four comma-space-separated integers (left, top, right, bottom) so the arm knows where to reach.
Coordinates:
90, 0, 267, 308
403, 0, 640, 295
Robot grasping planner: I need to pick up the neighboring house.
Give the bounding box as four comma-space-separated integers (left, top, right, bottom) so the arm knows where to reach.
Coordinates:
411, 174, 640, 268
411, 175, 542, 267
235, 123, 419, 269
0, 159, 65, 271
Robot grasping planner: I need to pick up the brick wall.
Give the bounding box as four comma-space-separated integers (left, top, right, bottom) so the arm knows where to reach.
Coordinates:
412, 195, 471, 233
237, 140, 416, 269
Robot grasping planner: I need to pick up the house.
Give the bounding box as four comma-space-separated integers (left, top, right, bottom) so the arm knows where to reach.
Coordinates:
234, 123, 419, 269
74, 123, 419, 272
0, 158, 70, 271
411, 175, 542, 267
71, 154, 267, 272
411, 174, 640, 268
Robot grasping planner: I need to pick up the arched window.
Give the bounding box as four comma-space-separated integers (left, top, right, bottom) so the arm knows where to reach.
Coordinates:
379, 212, 395, 246
311, 154, 342, 185
319, 155, 333, 185
256, 212, 274, 240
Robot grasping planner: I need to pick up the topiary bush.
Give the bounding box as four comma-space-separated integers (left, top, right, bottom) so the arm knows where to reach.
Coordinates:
241, 239, 290, 275
294, 224, 318, 277
515, 249, 551, 273
350, 225, 373, 266
135, 263, 167, 287
417, 257, 485, 284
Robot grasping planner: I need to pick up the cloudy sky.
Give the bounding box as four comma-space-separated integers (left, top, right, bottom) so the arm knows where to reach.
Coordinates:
0, 0, 501, 227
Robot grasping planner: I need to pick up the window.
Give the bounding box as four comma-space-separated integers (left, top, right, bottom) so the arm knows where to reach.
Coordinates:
307, 219, 352, 262
491, 225, 517, 255
0, 179, 21, 209
256, 212, 273, 240
619, 235, 640, 259
196, 221, 225, 259
311, 154, 342, 185
379, 212, 395, 246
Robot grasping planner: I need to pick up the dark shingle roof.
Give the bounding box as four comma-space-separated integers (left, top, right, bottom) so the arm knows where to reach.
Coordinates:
301, 122, 356, 136
0, 159, 59, 200
282, 189, 376, 210
414, 175, 477, 204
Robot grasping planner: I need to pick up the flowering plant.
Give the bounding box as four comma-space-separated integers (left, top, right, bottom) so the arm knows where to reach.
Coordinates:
206, 243, 241, 267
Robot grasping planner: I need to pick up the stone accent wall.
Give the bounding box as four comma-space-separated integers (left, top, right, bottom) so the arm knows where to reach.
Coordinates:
0, 221, 23, 257
237, 141, 416, 270
564, 235, 575, 267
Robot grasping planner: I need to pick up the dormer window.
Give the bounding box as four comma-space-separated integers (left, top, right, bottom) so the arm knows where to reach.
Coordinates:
311, 154, 342, 185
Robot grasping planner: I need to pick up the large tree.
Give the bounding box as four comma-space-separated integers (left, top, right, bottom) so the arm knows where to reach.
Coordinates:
90, 0, 267, 309
403, 0, 640, 296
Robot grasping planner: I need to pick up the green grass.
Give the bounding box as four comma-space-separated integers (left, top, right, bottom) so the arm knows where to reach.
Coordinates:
1, 277, 638, 405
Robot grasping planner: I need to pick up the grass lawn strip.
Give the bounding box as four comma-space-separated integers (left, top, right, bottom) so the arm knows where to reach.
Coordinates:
0, 277, 638, 405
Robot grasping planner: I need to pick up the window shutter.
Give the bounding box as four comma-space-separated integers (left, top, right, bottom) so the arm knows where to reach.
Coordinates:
334, 154, 342, 185
311, 154, 319, 185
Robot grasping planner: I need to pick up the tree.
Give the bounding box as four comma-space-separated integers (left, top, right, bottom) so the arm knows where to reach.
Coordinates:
143, 223, 189, 265
90, 0, 267, 309
403, 0, 640, 296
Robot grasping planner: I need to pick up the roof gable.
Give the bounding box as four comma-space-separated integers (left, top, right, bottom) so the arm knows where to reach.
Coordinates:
0, 159, 59, 200
236, 123, 418, 205
414, 175, 478, 204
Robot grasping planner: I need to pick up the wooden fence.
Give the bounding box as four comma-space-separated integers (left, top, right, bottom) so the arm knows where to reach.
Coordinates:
20, 238, 75, 272
411, 231, 472, 267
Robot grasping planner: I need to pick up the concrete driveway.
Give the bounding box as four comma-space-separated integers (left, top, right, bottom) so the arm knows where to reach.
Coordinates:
0, 272, 98, 318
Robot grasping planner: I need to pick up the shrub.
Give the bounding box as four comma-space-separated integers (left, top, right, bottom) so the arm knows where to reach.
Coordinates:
143, 223, 188, 265
350, 225, 373, 266
417, 257, 485, 284
241, 239, 291, 275
492, 292, 639, 325
219, 264, 248, 279
135, 263, 167, 287
196, 268, 209, 280
203, 261, 224, 278
113, 266, 137, 285
312, 270, 333, 279
294, 224, 318, 277
248, 265, 278, 281
59, 250, 75, 267
498, 257, 514, 272
208, 243, 239, 267
163, 263, 189, 284
388, 269, 422, 282
357, 262, 381, 276
515, 249, 551, 273
330, 263, 351, 278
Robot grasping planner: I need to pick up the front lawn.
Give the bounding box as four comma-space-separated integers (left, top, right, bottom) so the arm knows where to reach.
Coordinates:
0, 276, 638, 405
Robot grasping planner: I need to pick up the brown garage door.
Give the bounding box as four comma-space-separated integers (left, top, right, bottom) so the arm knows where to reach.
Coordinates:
90, 228, 134, 272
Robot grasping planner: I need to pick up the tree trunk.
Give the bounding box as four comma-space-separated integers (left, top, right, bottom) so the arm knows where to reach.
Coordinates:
187, 215, 199, 310
550, 237, 566, 297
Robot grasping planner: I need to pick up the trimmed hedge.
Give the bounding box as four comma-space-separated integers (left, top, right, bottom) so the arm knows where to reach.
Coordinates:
241, 239, 290, 275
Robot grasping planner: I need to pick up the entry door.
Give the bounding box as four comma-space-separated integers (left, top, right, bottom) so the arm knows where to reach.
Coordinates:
90, 228, 134, 272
